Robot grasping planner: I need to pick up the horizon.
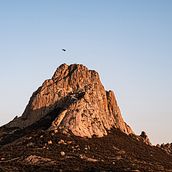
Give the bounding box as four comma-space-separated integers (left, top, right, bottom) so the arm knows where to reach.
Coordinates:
0, 0, 172, 144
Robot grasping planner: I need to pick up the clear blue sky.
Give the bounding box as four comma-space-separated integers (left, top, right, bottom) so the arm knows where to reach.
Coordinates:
0, 0, 172, 144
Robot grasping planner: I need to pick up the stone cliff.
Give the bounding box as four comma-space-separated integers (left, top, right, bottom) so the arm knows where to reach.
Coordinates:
6, 64, 133, 137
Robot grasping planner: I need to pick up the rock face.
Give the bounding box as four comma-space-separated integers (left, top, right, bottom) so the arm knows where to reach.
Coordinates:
6, 64, 133, 137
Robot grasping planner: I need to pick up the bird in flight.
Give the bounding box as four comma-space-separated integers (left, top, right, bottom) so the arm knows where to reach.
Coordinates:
62, 49, 66, 51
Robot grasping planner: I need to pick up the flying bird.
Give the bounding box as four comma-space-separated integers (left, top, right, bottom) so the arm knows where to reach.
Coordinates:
62, 49, 66, 51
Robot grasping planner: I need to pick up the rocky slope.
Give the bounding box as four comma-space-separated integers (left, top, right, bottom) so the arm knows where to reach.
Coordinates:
0, 128, 172, 172
5, 63, 133, 138
157, 143, 172, 155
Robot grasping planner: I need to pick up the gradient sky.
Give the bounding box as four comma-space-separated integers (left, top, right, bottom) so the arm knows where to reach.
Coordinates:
0, 0, 172, 144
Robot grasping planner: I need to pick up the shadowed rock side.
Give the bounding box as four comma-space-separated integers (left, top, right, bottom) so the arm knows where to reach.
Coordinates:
5, 64, 133, 137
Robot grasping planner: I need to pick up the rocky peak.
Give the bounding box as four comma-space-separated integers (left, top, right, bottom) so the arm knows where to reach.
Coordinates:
6, 64, 133, 137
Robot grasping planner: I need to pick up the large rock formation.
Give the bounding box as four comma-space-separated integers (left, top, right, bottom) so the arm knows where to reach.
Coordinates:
6, 64, 133, 137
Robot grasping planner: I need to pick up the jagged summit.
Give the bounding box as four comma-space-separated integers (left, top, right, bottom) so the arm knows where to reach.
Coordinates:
6, 63, 133, 137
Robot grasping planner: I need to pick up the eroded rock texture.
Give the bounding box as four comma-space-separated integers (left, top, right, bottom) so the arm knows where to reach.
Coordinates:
6, 64, 133, 137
